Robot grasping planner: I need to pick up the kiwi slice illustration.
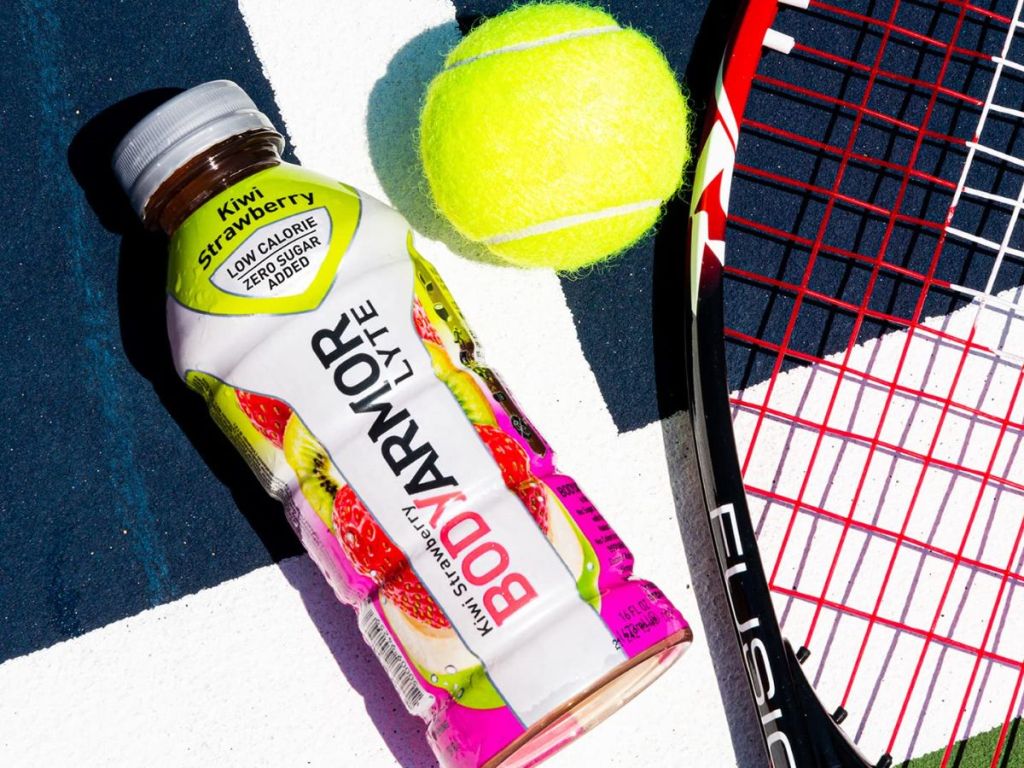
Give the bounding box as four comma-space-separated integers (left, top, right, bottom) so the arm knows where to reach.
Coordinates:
545, 486, 602, 609
283, 414, 342, 531
423, 341, 456, 378
445, 371, 496, 426
381, 600, 505, 710
413, 661, 505, 710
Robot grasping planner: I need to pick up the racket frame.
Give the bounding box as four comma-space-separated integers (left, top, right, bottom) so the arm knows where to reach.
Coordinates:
687, 1, 883, 765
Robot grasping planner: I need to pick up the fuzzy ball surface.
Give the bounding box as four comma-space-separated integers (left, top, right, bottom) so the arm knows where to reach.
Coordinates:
419, 2, 691, 271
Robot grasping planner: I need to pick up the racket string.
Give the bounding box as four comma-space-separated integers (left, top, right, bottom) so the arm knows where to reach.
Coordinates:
725, 0, 1024, 761
726, 264, 1001, 354
877, 323, 1014, 757
749, 0, 974, 670
729, 324, 1024, 430
738, 0, 910, 590
744, 481, 1024, 582
741, 0, 1003, 626
938, 368, 1024, 764
807, 11, 1024, 753
732, 395, 1024, 492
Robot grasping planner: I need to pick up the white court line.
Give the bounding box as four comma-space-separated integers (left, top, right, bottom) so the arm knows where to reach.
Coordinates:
0, 3, 742, 768
238, 0, 732, 763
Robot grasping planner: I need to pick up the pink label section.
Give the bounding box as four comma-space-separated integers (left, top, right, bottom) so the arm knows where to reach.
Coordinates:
547, 476, 689, 659
494, 400, 689, 660
292, 408, 688, 768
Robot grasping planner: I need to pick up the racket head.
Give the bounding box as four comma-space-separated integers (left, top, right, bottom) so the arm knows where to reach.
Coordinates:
689, 1, 1024, 766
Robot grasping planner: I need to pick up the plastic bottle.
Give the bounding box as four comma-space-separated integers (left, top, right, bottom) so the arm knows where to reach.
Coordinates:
112, 80, 691, 768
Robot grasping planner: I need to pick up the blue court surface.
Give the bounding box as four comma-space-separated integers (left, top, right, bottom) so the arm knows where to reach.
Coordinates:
0, 2, 764, 766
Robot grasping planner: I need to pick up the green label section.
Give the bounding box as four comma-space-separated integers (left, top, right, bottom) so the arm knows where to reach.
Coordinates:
169, 163, 361, 315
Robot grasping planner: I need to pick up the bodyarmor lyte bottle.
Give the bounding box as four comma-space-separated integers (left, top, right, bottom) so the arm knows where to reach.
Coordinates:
113, 80, 691, 768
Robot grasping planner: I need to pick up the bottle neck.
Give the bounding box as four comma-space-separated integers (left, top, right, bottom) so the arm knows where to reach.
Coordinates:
142, 129, 283, 236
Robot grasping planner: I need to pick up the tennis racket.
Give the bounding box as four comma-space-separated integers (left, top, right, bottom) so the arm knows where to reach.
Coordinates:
688, 0, 1024, 766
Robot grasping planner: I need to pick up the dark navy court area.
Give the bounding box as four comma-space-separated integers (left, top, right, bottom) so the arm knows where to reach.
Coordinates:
0, 0, 736, 664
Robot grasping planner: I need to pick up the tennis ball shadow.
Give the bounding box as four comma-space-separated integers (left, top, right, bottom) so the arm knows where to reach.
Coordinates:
366, 24, 505, 268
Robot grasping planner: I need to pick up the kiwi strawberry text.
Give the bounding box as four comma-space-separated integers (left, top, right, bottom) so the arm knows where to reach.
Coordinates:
198, 185, 316, 270
311, 300, 456, 495
410, 492, 537, 632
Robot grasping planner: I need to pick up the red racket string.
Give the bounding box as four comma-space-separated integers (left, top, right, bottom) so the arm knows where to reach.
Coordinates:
740, 0, 980, 648
886, 10, 1024, 751
727, 216, 954, 279
752, 72, 934, 137
723, 0, 1024, 761
725, 227, 1024, 363
740, 118, 963, 190
735, 0, 902, 530
742, 0, 970, 650
811, 4, 1024, 754
992, 665, 1024, 766
937, 370, 1024, 764
727, 327, 1024, 433
734, 161, 950, 230
724, 267, 989, 353
792, 39, 985, 107
732, 398, 1024, 494
810, 0, 1014, 47
767, 583, 1022, 666
741, 484, 1024, 584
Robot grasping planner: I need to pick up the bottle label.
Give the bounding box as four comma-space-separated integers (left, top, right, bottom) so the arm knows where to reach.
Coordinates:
168, 163, 689, 766
169, 165, 358, 316
209, 207, 333, 299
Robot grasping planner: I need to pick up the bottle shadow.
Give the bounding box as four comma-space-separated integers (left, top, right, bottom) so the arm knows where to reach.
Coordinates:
67, 91, 437, 768
67, 90, 299, 561
277, 558, 439, 768
651, 1, 770, 766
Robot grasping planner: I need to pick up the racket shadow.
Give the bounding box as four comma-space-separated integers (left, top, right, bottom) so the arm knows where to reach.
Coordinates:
654, 214, 768, 768
648, 0, 769, 762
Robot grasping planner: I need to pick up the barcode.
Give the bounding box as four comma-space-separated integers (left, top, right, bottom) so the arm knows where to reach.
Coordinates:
358, 604, 434, 718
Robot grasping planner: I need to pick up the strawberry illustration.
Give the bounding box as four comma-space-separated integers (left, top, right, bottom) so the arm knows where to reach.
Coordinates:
332, 485, 450, 629
413, 298, 443, 345
475, 424, 530, 489
332, 485, 404, 582
383, 567, 450, 629
236, 390, 292, 447
515, 478, 550, 534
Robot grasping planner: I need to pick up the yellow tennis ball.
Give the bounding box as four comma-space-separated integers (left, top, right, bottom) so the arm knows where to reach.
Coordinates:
419, 2, 690, 271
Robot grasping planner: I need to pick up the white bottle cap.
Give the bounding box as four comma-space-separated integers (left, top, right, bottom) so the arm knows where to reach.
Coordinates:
112, 80, 283, 218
